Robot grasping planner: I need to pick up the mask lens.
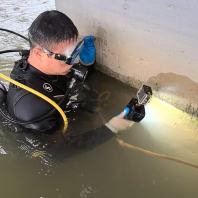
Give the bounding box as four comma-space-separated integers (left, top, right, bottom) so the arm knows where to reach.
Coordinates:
64, 43, 77, 58
54, 54, 67, 61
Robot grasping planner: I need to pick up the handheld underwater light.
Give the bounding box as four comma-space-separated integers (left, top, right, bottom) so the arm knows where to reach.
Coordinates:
124, 85, 152, 122
137, 85, 152, 105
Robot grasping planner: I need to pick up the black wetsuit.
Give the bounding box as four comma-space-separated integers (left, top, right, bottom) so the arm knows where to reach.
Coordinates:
5, 58, 115, 143
6, 58, 74, 132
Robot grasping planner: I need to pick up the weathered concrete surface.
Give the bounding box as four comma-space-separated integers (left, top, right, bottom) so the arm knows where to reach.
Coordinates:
55, 0, 198, 115
148, 73, 198, 117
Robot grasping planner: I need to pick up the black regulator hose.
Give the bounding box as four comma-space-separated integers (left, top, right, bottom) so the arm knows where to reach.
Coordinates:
0, 49, 29, 56
0, 28, 29, 42
0, 28, 30, 55
0, 49, 21, 55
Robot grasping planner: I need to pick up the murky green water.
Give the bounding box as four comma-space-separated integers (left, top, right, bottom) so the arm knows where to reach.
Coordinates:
0, 1, 198, 198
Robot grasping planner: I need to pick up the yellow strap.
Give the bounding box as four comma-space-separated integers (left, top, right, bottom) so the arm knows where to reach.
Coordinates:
0, 73, 68, 133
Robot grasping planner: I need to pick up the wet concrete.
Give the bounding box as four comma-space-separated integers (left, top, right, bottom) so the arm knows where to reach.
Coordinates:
148, 72, 198, 117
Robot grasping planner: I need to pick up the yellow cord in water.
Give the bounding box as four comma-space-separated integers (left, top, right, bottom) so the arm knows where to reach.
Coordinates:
117, 138, 198, 170
0, 73, 68, 133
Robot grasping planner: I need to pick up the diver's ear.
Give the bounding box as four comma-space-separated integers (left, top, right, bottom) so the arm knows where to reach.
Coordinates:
31, 47, 43, 59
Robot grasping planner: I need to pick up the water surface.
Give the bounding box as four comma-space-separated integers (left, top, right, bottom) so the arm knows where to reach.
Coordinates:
0, 1, 198, 198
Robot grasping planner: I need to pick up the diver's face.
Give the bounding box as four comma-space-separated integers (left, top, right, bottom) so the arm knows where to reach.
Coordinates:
41, 40, 76, 75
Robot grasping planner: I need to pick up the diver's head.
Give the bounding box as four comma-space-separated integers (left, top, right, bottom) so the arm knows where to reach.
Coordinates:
28, 10, 78, 75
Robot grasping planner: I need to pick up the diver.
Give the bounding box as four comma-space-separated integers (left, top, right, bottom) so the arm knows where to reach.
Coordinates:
0, 10, 149, 143
5, 10, 95, 132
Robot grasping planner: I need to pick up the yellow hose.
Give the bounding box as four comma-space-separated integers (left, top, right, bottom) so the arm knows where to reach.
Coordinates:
117, 138, 198, 170
0, 73, 68, 133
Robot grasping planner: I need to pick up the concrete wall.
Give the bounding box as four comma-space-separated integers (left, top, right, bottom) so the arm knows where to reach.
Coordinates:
56, 0, 198, 116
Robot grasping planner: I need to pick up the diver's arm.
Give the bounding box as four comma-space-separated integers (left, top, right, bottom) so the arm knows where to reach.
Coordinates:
66, 125, 114, 149
67, 112, 135, 149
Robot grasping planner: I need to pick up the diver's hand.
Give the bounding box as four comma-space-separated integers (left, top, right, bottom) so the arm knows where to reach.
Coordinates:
105, 111, 135, 134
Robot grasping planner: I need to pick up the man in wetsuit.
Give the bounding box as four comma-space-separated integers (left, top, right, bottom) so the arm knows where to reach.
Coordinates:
6, 10, 82, 132
5, 10, 138, 139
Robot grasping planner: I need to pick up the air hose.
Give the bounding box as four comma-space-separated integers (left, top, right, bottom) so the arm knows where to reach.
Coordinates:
0, 28, 29, 42
0, 73, 68, 133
